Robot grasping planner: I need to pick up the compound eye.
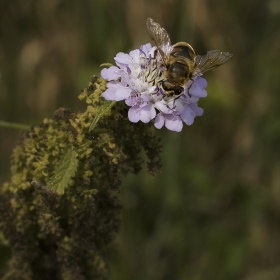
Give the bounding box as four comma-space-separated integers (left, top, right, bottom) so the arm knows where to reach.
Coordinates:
174, 86, 184, 96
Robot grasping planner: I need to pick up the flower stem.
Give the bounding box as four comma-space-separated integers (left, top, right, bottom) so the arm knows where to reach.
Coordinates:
0, 121, 30, 130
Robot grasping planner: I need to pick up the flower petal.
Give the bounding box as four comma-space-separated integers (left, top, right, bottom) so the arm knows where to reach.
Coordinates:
154, 113, 164, 129
125, 96, 137, 106
101, 85, 120, 100
195, 77, 207, 89
173, 98, 186, 113
128, 106, 140, 123
129, 49, 140, 63
155, 101, 173, 114
114, 52, 131, 67
106, 81, 119, 88
188, 83, 207, 98
139, 104, 156, 123
189, 103, 204, 116
114, 87, 132, 101
140, 93, 151, 103
140, 43, 153, 54
180, 106, 196, 126
101, 66, 120, 81
165, 114, 183, 132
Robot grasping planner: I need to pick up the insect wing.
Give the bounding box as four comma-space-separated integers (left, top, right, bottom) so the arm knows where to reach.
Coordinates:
146, 17, 172, 58
192, 50, 233, 77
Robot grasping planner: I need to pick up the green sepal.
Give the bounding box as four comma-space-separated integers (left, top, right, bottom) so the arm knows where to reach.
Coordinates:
100, 63, 113, 68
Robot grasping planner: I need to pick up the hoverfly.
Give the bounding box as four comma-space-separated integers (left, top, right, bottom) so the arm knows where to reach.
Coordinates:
146, 17, 233, 98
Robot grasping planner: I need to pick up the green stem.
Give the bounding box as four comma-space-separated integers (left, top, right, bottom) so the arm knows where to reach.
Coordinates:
0, 121, 30, 130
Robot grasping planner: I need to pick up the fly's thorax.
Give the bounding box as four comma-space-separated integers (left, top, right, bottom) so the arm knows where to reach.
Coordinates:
171, 42, 196, 61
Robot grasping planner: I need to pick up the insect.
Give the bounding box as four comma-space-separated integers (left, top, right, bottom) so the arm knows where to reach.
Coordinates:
146, 17, 233, 98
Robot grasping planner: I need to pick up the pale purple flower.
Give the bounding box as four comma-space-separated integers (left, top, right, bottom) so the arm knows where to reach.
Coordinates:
101, 43, 208, 132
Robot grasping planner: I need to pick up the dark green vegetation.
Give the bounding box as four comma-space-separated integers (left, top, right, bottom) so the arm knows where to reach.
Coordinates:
1, 0, 280, 279
0, 76, 162, 279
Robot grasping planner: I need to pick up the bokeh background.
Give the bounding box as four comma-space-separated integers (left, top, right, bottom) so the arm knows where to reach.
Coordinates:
1, 0, 280, 279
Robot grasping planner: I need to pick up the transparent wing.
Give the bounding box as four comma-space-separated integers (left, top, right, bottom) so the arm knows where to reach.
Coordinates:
192, 50, 233, 77
146, 17, 172, 62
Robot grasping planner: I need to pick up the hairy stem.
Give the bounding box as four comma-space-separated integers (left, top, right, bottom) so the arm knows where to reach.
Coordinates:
0, 121, 30, 130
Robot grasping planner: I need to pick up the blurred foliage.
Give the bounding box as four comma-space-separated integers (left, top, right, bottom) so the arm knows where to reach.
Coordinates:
1, 0, 280, 279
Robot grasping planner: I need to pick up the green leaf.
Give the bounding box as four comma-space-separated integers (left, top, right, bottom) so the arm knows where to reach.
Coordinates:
89, 101, 116, 132
46, 148, 78, 195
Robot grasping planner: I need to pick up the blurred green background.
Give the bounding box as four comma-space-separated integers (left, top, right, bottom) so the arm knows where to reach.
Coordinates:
1, 0, 280, 279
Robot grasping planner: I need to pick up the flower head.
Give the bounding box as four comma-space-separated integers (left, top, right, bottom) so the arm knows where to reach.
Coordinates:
101, 43, 207, 132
